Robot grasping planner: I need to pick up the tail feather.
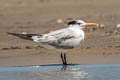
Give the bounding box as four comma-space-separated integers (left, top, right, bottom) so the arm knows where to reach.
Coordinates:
7, 32, 41, 41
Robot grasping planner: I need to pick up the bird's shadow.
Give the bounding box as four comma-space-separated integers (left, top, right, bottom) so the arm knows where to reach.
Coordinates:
8, 64, 79, 71
40, 64, 79, 71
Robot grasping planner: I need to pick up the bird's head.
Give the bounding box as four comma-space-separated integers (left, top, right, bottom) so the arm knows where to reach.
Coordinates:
68, 20, 100, 28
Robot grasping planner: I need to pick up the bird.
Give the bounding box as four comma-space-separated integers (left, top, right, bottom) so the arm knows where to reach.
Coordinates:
7, 20, 100, 65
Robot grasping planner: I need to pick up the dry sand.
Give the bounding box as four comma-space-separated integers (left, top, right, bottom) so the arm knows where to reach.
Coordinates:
0, 0, 120, 67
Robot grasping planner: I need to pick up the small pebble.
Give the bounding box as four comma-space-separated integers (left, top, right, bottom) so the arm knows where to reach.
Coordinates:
22, 32, 27, 35
71, 68, 81, 71
1, 48, 10, 50
116, 24, 120, 28
10, 46, 21, 49
99, 24, 105, 29
35, 45, 44, 50
56, 19, 63, 23
113, 30, 119, 34
25, 46, 33, 49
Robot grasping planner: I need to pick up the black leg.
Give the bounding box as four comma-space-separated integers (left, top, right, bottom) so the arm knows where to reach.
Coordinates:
61, 53, 64, 64
64, 53, 67, 65
61, 52, 67, 65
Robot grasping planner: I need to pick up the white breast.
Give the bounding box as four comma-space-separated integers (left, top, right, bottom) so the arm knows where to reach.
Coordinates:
68, 26, 85, 40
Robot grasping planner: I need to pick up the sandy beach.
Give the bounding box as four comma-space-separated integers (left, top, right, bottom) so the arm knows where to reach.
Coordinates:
0, 0, 120, 67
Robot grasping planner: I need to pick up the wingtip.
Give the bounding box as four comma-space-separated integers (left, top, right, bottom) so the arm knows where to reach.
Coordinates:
7, 32, 11, 34
7, 32, 35, 41
7, 32, 20, 36
7, 32, 15, 35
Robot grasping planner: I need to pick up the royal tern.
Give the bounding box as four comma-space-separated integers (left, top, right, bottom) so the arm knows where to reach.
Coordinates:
8, 20, 100, 65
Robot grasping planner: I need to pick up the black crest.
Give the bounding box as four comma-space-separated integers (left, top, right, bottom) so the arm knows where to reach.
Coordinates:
68, 20, 77, 25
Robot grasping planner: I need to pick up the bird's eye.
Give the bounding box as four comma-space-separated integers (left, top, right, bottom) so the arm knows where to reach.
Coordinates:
77, 23, 81, 25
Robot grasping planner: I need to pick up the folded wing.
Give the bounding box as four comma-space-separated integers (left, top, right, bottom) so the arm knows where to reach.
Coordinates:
32, 28, 81, 49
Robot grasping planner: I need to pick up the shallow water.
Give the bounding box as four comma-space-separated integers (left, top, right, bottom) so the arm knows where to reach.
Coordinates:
0, 64, 120, 80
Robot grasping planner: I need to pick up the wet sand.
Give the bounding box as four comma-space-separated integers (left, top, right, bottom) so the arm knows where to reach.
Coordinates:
0, 0, 120, 67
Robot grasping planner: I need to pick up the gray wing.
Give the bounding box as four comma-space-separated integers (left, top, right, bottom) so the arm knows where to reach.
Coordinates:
33, 28, 82, 49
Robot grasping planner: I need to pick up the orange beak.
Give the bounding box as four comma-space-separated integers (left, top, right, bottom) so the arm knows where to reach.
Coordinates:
85, 23, 100, 27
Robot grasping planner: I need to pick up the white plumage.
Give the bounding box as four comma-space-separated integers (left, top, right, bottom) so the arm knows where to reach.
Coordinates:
32, 20, 85, 50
